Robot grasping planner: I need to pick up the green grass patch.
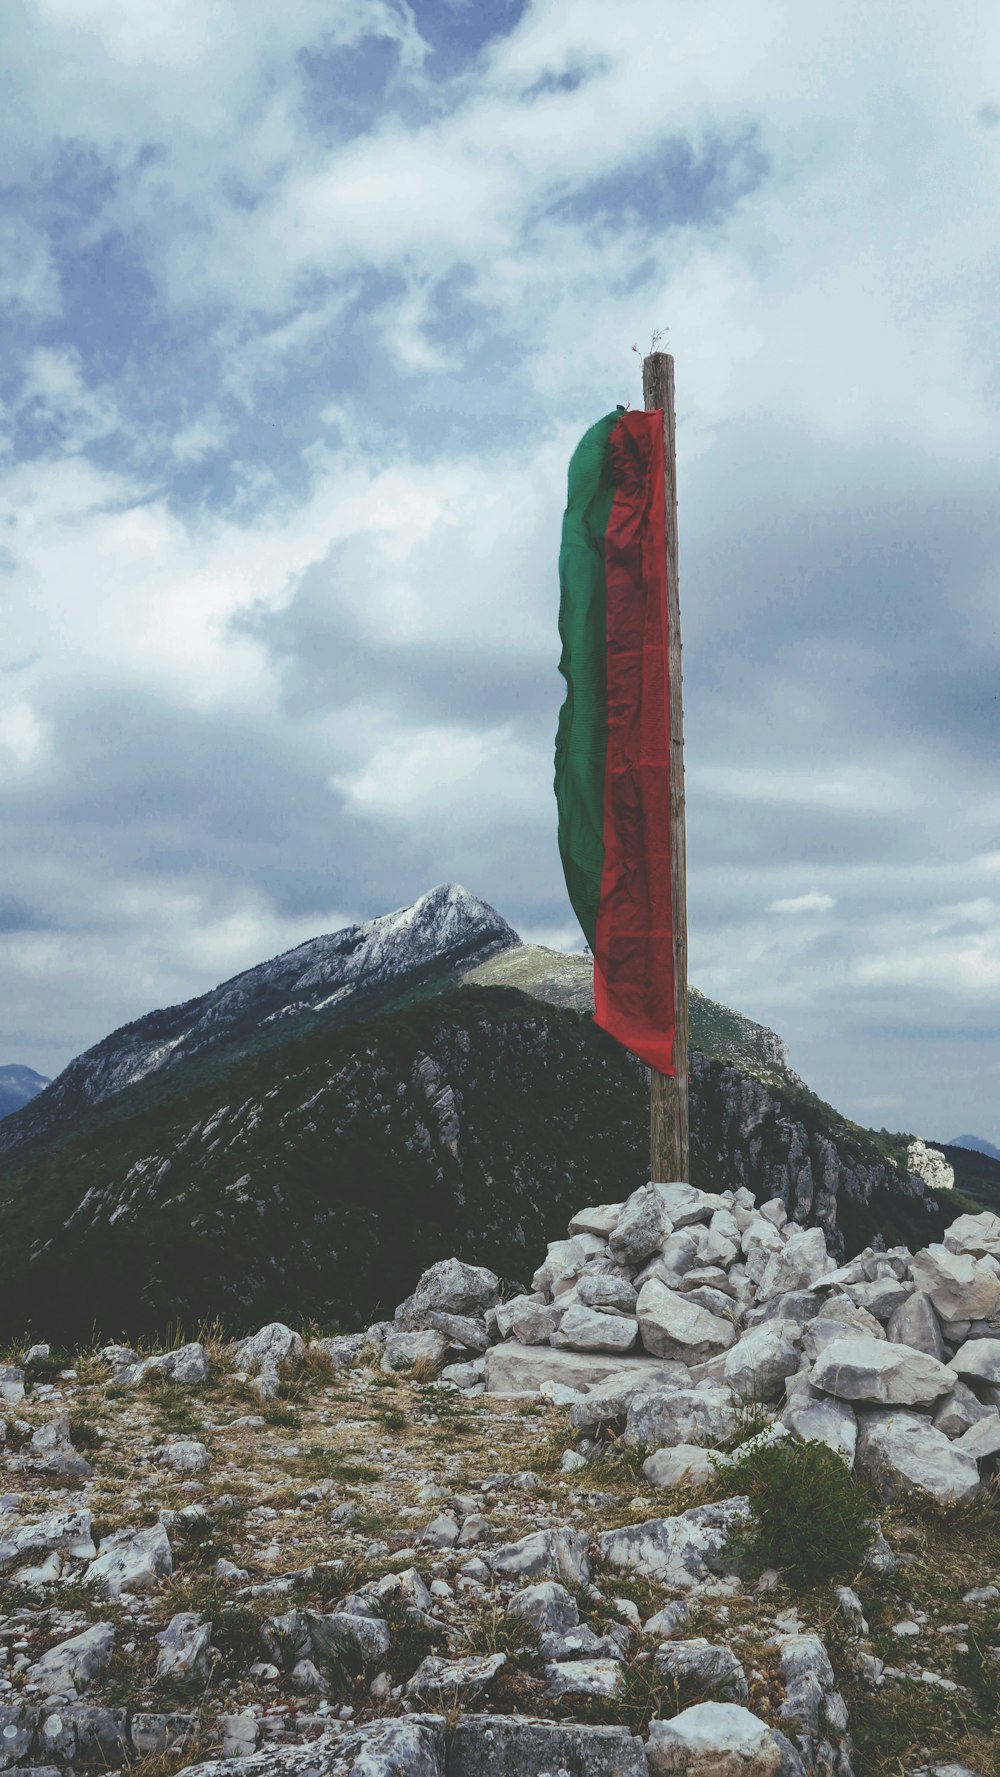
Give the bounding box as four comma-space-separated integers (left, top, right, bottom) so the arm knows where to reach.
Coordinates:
715, 1437, 877, 1587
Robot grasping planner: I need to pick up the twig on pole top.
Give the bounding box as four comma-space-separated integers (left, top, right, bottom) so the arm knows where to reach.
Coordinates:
632, 327, 670, 360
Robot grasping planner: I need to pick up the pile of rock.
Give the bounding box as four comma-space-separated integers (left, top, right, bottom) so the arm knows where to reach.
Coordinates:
396, 1185, 1000, 1506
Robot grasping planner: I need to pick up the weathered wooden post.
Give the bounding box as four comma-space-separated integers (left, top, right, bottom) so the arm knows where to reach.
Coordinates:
643, 352, 689, 1183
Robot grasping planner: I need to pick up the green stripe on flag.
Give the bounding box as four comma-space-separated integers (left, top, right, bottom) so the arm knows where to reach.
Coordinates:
554, 410, 621, 951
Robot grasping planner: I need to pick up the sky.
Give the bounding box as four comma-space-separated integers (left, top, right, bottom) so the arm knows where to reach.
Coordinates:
1, 0, 999, 1145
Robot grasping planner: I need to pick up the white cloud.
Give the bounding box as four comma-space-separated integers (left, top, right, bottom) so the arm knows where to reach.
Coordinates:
768, 892, 837, 914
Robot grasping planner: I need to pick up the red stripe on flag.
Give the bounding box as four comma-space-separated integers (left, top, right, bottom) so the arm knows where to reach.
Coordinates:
592, 410, 676, 1075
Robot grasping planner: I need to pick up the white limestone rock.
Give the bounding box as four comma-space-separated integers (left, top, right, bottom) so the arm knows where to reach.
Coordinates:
951, 1415, 1000, 1459
654, 1640, 749, 1705
485, 1341, 665, 1397
28, 1622, 116, 1697
568, 1364, 692, 1435
532, 1235, 605, 1297
152, 1438, 210, 1474
811, 1335, 955, 1406
723, 1322, 802, 1403
394, 1257, 500, 1328
487, 1526, 592, 1586
156, 1613, 212, 1682
0, 1507, 96, 1574
932, 1380, 995, 1439
381, 1330, 448, 1373
551, 1305, 638, 1354
625, 1383, 737, 1451
610, 1185, 675, 1267
948, 1337, 1000, 1385
595, 1496, 750, 1589
646, 1702, 782, 1776
886, 1291, 944, 1359
780, 1382, 859, 1464
908, 1138, 955, 1193
637, 1280, 736, 1361
756, 1227, 834, 1302
910, 1245, 1000, 1323
944, 1210, 1000, 1259
568, 1203, 624, 1238
643, 1445, 720, 1490
86, 1523, 173, 1597
448, 1716, 646, 1777
576, 1272, 638, 1315
856, 1408, 981, 1502
405, 1652, 505, 1701
494, 1297, 563, 1345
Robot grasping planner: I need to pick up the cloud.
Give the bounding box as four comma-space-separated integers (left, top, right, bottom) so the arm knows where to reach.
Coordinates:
768, 892, 838, 915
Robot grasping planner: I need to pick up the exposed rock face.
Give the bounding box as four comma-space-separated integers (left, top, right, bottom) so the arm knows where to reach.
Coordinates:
908, 1138, 955, 1194
856, 1409, 981, 1502
810, 1336, 955, 1406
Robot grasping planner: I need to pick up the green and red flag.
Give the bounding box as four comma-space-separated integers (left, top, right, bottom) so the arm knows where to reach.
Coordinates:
555, 407, 675, 1075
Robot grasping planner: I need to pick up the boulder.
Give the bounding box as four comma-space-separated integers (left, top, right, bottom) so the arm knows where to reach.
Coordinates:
952, 1415, 1000, 1460
551, 1306, 638, 1354
494, 1297, 563, 1345
0, 1364, 25, 1405
425, 1312, 489, 1353
507, 1581, 580, 1637
780, 1385, 858, 1465
643, 1445, 719, 1490
0, 1508, 96, 1574
856, 1408, 980, 1502
86, 1523, 173, 1597
746, 1290, 822, 1330
545, 1658, 624, 1699
568, 1203, 625, 1237
576, 1272, 638, 1315
637, 1281, 736, 1361
20, 1417, 93, 1480
595, 1497, 749, 1589
910, 1245, 1000, 1322
932, 1380, 995, 1439
724, 1323, 801, 1403
532, 1235, 606, 1297
811, 1336, 955, 1406
841, 1280, 913, 1323
610, 1185, 675, 1266
486, 1342, 665, 1397
948, 1338, 1000, 1385
381, 1330, 448, 1373
406, 1653, 505, 1701
156, 1613, 212, 1682
654, 1639, 749, 1704
646, 1702, 782, 1776
261, 1608, 392, 1668
625, 1384, 737, 1451
654, 1182, 725, 1227
28, 1623, 115, 1697
448, 1715, 646, 1777
944, 1210, 1000, 1259
886, 1291, 944, 1359
756, 1228, 833, 1302
152, 1438, 210, 1474
569, 1364, 691, 1435
487, 1527, 591, 1586
395, 1258, 500, 1328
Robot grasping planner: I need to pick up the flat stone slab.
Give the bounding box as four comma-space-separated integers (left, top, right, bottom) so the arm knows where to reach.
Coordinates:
447, 1715, 647, 1777
484, 1342, 669, 1396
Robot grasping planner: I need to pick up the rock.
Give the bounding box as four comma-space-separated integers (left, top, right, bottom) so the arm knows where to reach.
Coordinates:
21, 1417, 93, 1480
856, 1409, 981, 1501
747, 1290, 822, 1330
448, 1715, 646, 1777
886, 1291, 944, 1359
156, 1613, 212, 1681
486, 1342, 665, 1397
643, 1445, 719, 1490
756, 1228, 833, 1302
405, 1653, 505, 1701
552, 1306, 638, 1354
842, 1280, 913, 1323
835, 1586, 868, 1635
813, 1295, 884, 1337
576, 1272, 638, 1315
724, 1323, 801, 1403
28, 1623, 115, 1697
952, 1415, 1000, 1459
425, 1312, 489, 1352
932, 1380, 995, 1438
152, 1438, 210, 1474
508, 1580, 579, 1636
532, 1236, 605, 1297
948, 1338, 1000, 1385
395, 1258, 500, 1327
862, 1530, 898, 1576
494, 1297, 564, 1345
625, 1384, 737, 1451
330, 1716, 446, 1777
645, 1600, 693, 1639
0, 1365, 25, 1405
488, 1526, 591, 1586
115, 1344, 210, 1388
655, 1640, 749, 1704
440, 1358, 485, 1389
646, 1702, 782, 1776
217, 1710, 260, 1758
910, 1246, 1000, 1322
0, 1704, 35, 1766
261, 1608, 392, 1669
569, 1365, 691, 1435
637, 1280, 736, 1361
0, 1508, 96, 1573
569, 1203, 625, 1237
131, 1713, 197, 1758
230, 1324, 302, 1399
420, 1514, 460, 1550
610, 1185, 675, 1266
596, 1496, 750, 1589
811, 1336, 955, 1405
944, 1210, 1000, 1259
381, 1330, 448, 1373
546, 1658, 623, 1699
309, 1333, 369, 1368
86, 1523, 173, 1596
780, 1383, 858, 1463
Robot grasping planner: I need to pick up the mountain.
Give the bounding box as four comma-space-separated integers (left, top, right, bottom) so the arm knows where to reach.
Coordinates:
949, 1132, 1000, 1163
0, 886, 949, 1344
0, 883, 518, 1165
930, 1140, 1000, 1216
0, 1064, 51, 1121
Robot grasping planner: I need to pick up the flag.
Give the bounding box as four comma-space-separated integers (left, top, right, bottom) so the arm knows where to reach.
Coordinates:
554, 407, 676, 1075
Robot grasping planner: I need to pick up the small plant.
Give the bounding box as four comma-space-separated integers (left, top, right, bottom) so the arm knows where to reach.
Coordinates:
728, 1377, 773, 1446
714, 1437, 877, 1588
68, 1415, 103, 1454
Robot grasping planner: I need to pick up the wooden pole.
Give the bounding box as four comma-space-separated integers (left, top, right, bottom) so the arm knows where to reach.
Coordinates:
643, 351, 689, 1183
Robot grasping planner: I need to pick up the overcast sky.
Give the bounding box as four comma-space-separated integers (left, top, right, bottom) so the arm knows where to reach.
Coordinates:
2, 0, 998, 1144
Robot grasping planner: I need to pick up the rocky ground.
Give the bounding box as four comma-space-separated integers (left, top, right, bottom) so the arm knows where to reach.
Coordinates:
2, 1184, 1000, 1777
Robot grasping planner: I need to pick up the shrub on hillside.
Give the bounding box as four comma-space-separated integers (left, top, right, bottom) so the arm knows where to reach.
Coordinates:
717, 1436, 877, 1587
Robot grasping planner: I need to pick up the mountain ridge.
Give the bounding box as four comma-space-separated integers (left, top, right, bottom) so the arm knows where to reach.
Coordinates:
0, 1063, 51, 1122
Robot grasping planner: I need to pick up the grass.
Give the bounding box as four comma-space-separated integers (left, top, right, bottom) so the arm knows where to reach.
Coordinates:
713, 1437, 878, 1588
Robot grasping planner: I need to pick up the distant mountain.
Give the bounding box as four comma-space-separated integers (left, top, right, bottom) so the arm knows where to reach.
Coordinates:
932, 1140, 1000, 1216
0, 1064, 51, 1121
949, 1133, 1000, 1163
0, 886, 946, 1344
0, 883, 519, 1165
